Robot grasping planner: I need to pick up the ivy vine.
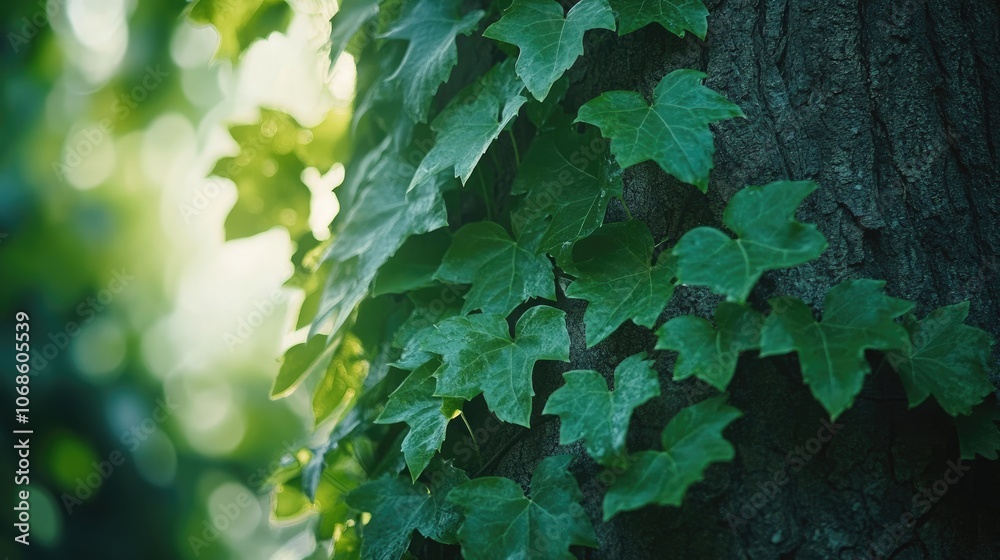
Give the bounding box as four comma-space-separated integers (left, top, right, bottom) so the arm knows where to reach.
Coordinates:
198, 0, 999, 558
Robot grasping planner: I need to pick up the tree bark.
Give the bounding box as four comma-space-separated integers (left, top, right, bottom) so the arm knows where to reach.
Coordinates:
466, 0, 1000, 558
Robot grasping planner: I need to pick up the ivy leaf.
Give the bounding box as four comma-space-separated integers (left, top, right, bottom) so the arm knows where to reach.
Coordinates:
609, 0, 709, 37
673, 180, 827, 303
760, 279, 915, 419
392, 286, 466, 370
215, 110, 311, 241
483, 0, 615, 101
603, 396, 740, 520
448, 455, 597, 559
188, 0, 290, 61
955, 404, 1000, 460
311, 153, 450, 339
436, 222, 555, 316
564, 221, 676, 348
411, 60, 528, 189
576, 69, 742, 191
329, 0, 380, 62
544, 353, 660, 466
382, 0, 485, 122
346, 461, 470, 560
884, 302, 995, 416
421, 306, 571, 427
272, 335, 330, 398
655, 302, 764, 391
377, 359, 463, 481
510, 115, 622, 252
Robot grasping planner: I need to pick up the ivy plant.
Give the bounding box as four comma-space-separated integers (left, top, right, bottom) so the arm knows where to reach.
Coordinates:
194, 0, 999, 557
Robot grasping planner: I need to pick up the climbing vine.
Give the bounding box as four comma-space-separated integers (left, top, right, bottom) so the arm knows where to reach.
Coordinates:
194, 0, 998, 557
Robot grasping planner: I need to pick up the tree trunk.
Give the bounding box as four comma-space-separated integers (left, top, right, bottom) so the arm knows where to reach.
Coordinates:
469, 0, 1000, 558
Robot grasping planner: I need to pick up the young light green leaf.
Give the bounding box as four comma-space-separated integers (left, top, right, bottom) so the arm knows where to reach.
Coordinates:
188, 0, 289, 61
510, 115, 622, 252
313, 335, 369, 425
885, 302, 995, 416
564, 220, 676, 347
544, 353, 660, 466
377, 359, 463, 481
436, 222, 555, 316
346, 461, 470, 560
311, 154, 450, 339
420, 306, 571, 427
328, 0, 380, 63
216, 110, 311, 241
411, 60, 528, 189
673, 180, 827, 303
484, 0, 615, 100
760, 279, 915, 419
603, 396, 741, 520
576, 69, 742, 191
609, 0, 709, 37
955, 404, 1000, 460
382, 0, 485, 122
448, 455, 597, 559
656, 302, 764, 391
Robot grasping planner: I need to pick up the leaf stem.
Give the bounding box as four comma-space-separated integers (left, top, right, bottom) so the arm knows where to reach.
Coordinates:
459, 411, 482, 468
508, 128, 521, 168
621, 198, 634, 220
478, 173, 494, 221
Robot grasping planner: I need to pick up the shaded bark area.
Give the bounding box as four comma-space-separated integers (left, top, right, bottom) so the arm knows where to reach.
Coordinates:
471, 0, 1000, 558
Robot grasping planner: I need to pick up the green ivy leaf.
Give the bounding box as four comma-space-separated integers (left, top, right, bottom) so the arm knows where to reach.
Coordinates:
759, 279, 915, 419
655, 302, 764, 391
382, 0, 485, 122
346, 461, 470, 559
271, 335, 330, 398
544, 353, 660, 466
312, 153, 450, 338
215, 110, 311, 241
576, 69, 742, 191
377, 359, 463, 481
448, 455, 597, 558
421, 305, 571, 427
609, 0, 709, 37
392, 286, 466, 370
603, 396, 740, 520
188, 0, 290, 61
885, 302, 995, 416
673, 180, 827, 303
564, 221, 676, 347
411, 60, 528, 189
436, 222, 555, 316
511, 115, 622, 252
484, 0, 615, 101
955, 404, 1000, 460
329, 0, 380, 63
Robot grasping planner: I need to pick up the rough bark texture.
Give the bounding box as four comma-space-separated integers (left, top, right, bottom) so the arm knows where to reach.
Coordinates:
462, 0, 1000, 558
